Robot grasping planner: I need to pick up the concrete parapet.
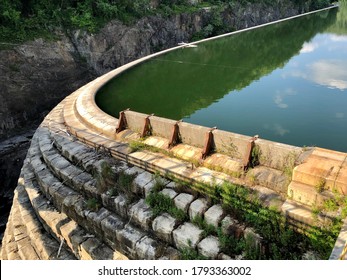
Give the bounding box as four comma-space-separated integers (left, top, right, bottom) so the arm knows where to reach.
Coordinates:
213, 130, 251, 161
177, 122, 209, 148
254, 138, 303, 171
147, 115, 178, 139
124, 111, 149, 134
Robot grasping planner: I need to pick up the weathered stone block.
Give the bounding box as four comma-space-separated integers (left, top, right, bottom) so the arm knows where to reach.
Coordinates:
189, 198, 209, 220
73, 172, 94, 192
101, 214, 125, 249
101, 193, 114, 209
116, 225, 145, 259
70, 229, 88, 258
83, 179, 98, 198
161, 188, 178, 199
204, 205, 225, 228
124, 166, 145, 176
128, 199, 153, 230
198, 236, 221, 259
83, 157, 101, 173
287, 181, 332, 207
174, 193, 194, 213
253, 185, 284, 210
59, 220, 83, 254
50, 157, 70, 172
80, 238, 113, 260
173, 222, 203, 250
165, 181, 178, 190
17, 239, 40, 260
158, 246, 180, 260
59, 165, 83, 185
244, 227, 263, 252
143, 180, 157, 197
282, 199, 323, 228
221, 215, 244, 238
250, 166, 288, 195
114, 195, 128, 218
133, 171, 154, 195
52, 185, 77, 212
86, 208, 111, 237
135, 236, 161, 260
36, 169, 58, 196
62, 195, 86, 228
152, 213, 178, 244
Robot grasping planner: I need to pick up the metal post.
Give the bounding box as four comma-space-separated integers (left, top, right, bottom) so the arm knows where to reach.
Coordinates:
141, 114, 154, 138
201, 127, 217, 160
115, 109, 129, 134
168, 120, 182, 148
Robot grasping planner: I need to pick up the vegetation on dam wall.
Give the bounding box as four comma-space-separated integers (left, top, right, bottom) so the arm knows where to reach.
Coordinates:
0, 0, 333, 43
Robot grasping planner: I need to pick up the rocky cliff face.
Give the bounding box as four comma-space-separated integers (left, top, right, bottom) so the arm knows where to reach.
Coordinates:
0, 0, 311, 138
0, 0, 316, 243
70, 0, 310, 76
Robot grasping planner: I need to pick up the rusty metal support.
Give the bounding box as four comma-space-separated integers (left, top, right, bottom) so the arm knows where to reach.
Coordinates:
201, 127, 217, 160
168, 120, 182, 148
244, 135, 259, 169
141, 114, 154, 138
115, 109, 129, 134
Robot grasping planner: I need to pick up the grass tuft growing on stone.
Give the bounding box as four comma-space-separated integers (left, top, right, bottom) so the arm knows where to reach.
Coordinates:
85, 198, 101, 212
180, 246, 207, 260
192, 216, 216, 238
146, 192, 187, 222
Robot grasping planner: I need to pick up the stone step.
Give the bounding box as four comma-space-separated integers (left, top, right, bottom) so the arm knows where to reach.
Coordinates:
26, 150, 170, 259
22, 159, 128, 260
287, 181, 334, 207
247, 166, 289, 196
28, 131, 229, 259
10, 189, 40, 260
136, 135, 245, 176
31, 131, 99, 202
250, 185, 284, 211
281, 199, 316, 229
281, 199, 334, 229
204, 153, 244, 175
1, 206, 20, 260
16, 181, 75, 260
42, 99, 68, 134
143, 136, 170, 150
30, 153, 82, 212
292, 148, 347, 195
51, 131, 103, 174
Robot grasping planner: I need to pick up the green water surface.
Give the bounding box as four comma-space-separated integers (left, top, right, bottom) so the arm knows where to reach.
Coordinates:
96, 4, 347, 152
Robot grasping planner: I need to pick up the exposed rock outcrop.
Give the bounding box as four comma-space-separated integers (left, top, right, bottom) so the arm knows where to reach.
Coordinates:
0, 0, 313, 140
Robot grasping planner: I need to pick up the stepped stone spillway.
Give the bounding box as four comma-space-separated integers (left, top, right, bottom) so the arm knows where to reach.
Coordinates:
2, 15, 347, 259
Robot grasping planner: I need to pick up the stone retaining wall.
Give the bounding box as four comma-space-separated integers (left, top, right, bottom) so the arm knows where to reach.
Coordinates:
1, 120, 264, 260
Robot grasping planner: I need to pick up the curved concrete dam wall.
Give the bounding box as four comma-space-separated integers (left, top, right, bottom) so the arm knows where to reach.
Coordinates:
1, 5, 346, 260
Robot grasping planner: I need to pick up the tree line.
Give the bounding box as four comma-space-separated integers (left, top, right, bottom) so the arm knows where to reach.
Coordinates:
0, 0, 333, 43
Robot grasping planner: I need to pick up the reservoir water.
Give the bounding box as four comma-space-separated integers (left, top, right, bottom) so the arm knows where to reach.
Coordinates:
96, 3, 347, 152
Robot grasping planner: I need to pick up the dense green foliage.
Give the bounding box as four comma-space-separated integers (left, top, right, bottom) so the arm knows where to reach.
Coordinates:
0, 0, 333, 43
